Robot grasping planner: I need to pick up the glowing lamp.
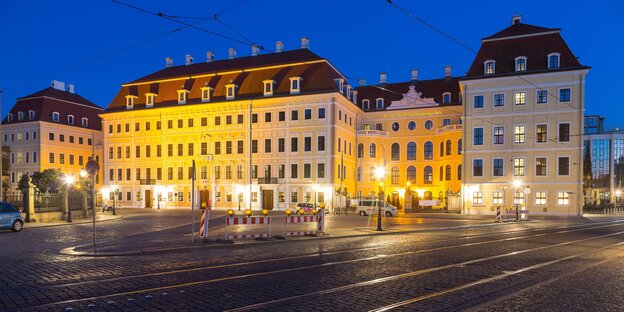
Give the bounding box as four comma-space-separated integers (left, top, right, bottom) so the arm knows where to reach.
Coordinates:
285, 209, 292, 216
245, 209, 252, 217
227, 209, 234, 216
262, 209, 269, 216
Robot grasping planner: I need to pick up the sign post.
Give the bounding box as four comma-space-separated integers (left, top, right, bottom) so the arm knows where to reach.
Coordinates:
85, 159, 99, 254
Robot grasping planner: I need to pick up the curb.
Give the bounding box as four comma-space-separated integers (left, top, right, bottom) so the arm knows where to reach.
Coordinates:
25, 215, 124, 229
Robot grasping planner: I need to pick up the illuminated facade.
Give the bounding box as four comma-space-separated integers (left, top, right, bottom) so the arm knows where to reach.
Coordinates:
1, 81, 103, 192
461, 16, 588, 215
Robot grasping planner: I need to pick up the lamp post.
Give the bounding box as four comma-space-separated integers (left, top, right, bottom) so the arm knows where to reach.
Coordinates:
236, 185, 243, 211
375, 166, 385, 231
513, 180, 521, 221
64, 175, 75, 222
313, 184, 319, 208
110, 184, 118, 215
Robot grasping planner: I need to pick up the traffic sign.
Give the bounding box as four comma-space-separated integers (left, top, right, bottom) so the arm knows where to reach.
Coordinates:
85, 160, 99, 176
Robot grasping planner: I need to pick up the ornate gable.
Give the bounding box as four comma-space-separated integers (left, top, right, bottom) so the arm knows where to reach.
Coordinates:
387, 85, 438, 110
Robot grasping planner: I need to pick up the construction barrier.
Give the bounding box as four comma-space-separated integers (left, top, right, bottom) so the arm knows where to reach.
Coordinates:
518, 209, 529, 221
495, 205, 502, 222
285, 212, 323, 237
225, 216, 271, 240
199, 209, 210, 238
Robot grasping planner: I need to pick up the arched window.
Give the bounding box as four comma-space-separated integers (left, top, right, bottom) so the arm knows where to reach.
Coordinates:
369, 143, 376, 158
407, 166, 416, 183
407, 142, 416, 160
391, 143, 400, 161
28, 110, 35, 120
376, 98, 384, 109
52, 112, 60, 122
7, 113, 13, 122
458, 139, 462, 155
445, 165, 452, 180
439, 166, 443, 181
369, 166, 376, 181
440, 142, 444, 157
67, 115, 74, 125
362, 99, 370, 110
484, 59, 496, 75
515, 56, 527, 72
446, 140, 452, 156
357, 143, 364, 158
442, 92, 451, 104
458, 165, 462, 180
17, 112, 24, 121
391, 166, 399, 184
548, 53, 560, 69
424, 141, 433, 160
424, 166, 433, 184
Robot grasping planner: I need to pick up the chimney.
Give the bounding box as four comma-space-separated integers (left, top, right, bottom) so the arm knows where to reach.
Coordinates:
512, 15, 522, 25
276, 41, 284, 53
444, 66, 452, 79
228, 48, 236, 59
51, 80, 65, 91
411, 69, 419, 84
379, 72, 387, 86
206, 51, 214, 62
301, 37, 310, 49
358, 78, 366, 86
185, 54, 193, 65
66, 84, 75, 94
251, 45, 260, 56
165, 57, 173, 68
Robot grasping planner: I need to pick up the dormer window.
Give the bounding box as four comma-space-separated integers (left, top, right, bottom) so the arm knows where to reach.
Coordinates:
200, 86, 212, 102
548, 53, 560, 69
515, 56, 527, 72
52, 112, 60, 122
225, 84, 237, 100
7, 113, 13, 122
362, 99, 370, 110
67, 115, 74, 125
81, 117, 88, 127
334, 78, 345, 94
289, 77, 302, 94
177, 89, 190, 104
28, 110, 35, 120
345, 85, 352, 99
145, 93, 156, 107
125, 95, 137, 109
442, 92, 451, 104
376, 98, 384, 109
484, 60, 496, 75
263, 80, 275, 96
17, 112, 24, 121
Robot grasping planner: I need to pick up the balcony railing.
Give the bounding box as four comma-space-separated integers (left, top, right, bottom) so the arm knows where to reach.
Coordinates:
357, 129, 388, 137
436, 124, 463, 134
258, 177, 278, 184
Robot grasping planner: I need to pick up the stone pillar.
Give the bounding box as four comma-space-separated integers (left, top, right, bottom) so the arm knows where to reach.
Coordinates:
22, 181, 36, 222
81, 190, 88, 217
60, 186, 69, 221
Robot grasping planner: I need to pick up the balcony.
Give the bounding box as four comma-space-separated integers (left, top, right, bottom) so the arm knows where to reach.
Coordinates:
258, 177, 278, 184
436, 124, 463, 134
140, 179, 156, 185
357, 129, 388, 137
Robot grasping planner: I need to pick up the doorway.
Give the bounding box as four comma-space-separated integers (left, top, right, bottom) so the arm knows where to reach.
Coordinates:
145, 190, 152, 208
262, 190, 274, 210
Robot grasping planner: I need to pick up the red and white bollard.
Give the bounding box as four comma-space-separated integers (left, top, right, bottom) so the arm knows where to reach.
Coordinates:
199, 209, 209, 238
495, 205, 501, 222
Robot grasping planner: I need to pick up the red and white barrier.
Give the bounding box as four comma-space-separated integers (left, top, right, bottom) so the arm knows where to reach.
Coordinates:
495, 206, 501, 222
199, 210, 210, 238
225, 216, 271, 240
286, 215, 316, 223
227, 233, 269, 240
286, 231, 317, 237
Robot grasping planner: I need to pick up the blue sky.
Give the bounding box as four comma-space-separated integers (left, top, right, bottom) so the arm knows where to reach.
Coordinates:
1, 0, 622, 128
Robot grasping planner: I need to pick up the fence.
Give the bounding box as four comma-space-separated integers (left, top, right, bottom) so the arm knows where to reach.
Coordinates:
69, 193, 83, 211
6, 193, 23, 211
34, 193, 61, 213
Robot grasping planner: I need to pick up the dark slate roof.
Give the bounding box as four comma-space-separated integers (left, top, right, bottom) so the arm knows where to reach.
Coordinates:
105, 49, 347, 113
354, 77, 462, 111
465, 23, 588, 78
2, 87, 103, 131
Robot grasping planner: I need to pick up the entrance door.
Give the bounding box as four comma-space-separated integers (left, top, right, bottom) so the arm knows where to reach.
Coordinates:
262, 190, 274, 210
145, 190, 153, 208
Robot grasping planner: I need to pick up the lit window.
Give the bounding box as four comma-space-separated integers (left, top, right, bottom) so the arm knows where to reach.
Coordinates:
514, 92, 526, 105
558, 192, 569, 205
493, 191, 503, 205
484, 60, 495, 75
263, 80, 274, 96
514, 125, 526, 143
473, 191, 483, 205
515, 57, 527, 72
513, 158, 525, 176
200, 87, 212, 102
535, 192, 546, 205
536, 125, 548, 143
52, 112, 60, 122
548, 53, 560, 69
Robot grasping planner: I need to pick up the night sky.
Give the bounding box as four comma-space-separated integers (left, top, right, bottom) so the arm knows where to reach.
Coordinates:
1, 0, 622, 128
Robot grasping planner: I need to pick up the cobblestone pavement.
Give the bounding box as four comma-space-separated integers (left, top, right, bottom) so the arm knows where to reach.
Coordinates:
1, 210, 623, 311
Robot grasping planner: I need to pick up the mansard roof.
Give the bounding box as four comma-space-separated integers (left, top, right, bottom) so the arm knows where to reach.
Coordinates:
2, 87, 103, 131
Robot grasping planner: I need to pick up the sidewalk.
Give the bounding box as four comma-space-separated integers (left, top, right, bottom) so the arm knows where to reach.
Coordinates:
24, 214, 122, 228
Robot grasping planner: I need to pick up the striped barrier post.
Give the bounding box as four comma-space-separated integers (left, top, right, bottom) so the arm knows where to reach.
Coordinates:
318, 209, 325, 235
225, 216, 271, 240
199, 209, 209, 238
495, 205, 501, 222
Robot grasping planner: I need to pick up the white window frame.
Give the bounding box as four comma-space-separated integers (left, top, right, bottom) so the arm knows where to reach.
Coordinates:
514, 91, 526, 105
52, 112, 60, 122
535, 191, 547, 206
362, 99, 370, 110
472, 158, 484, 177
289, 77, 302, 94
557, 122, 572, 142
125, 95, 137, 109
558, 87, 572, 103
493, 126, 504, 145
484, 60, 496, 75
67, 115, 74, 125
17, 112, 24, 121
493, 191, 504, 205
535, 156, 548, 177
473, 127, 484, 146
178, 89, 190, 103
493, 93, 505, 107
514, 124, 526, 144
81, 117, 88, 127
558, 156, 570, 176
473, 94, 484, 109
472, 191, 484, 205
28, 110, 35, 120
536, 89, 548, 104
548, 52, 561, 69
200, 87, 212, 102
145, 93, 156, 107
442, 92, 451, 104
536, 123, 548, 144
376, 98, 384, 109
557, 192, 570, 206
513, 157, 526, 176
263, 80, 275, 96
492, 158, 504, 177
515, 56, 527, 72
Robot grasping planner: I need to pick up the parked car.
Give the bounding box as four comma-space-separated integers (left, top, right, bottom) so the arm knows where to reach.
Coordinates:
294, 203, 318, 214
354, 200, 397, 217
0, 202, 24, 232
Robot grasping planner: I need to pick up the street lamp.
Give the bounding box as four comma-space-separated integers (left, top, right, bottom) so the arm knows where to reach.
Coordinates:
236, 185, 244, 211
375, 166, 385, 231
155, 185, 164, 210
513, 180, 522, 221
110, 184, 118, 215
64, 175, 75, 222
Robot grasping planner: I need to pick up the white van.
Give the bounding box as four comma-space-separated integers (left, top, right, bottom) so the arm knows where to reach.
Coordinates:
354, 199, 397, 217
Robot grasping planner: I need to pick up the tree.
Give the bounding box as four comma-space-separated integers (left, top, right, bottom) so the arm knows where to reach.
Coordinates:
30, 169, 63, 193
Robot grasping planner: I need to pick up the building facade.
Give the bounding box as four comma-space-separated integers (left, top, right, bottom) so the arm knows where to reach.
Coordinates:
1, 81, 103, 193
461, 16, 589, 215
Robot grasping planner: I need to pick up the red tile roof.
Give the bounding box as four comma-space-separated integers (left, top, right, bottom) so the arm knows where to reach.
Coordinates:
104, 49, 348, 113
2, 87, 103, 131
465, 23, 588, 78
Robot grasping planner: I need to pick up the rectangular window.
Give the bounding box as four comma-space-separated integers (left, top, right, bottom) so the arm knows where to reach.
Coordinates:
252, 165, 258, 179
188, 118, 194, 128
146, 145, 151, 157
318, 108, 326, 119
49, 152, 54, 163
225, 141, 231, 155
537, 90, 548, 103
252, 140, 258, 153
279, 138, 285, 153
136, 168, 141, 181
264, 139, 271, 153
200, 167, 207, 180
215, 116, 221, 126
59, 134, 65, 142
237, 114, 243, 124
237, 165, 243, 179
167, 120, 173, 129
559, 88, 571, 102
215, 142, 221, 155
279, 111, 285, 121
536, 157, 547, 176
291, 164, 298, 179
156, 121, 161, 130
473, 128, 483, 145
558, 192, 570, 205
493, 127, 504, 144
189, 143, 194, 156
215, 166, 221, 179
493, 93, 505, 107
237, 140, 244, 154
472, 191, 483, 205
157, 145, 162, 157
178, 167, 183, 180
291, 192, 298, 203
168, 168, 173, 180
318, 136, 325, 151
493, 158, 504, 176
146, 122, 151, 130
135, 123, 140, 131
318, 163, 325, 179
304, 109, 312, 120
514, 91, 526, 105
559, 123, 570, 142
177, 144, 183, 156
473, 159, 483, 176
514, 158, 525, 176
514, 125, 526, 143
535, 192, 546, 205
304, 164, 311, 178
558, 157, 570, 175
291, 110, 298, 121
226, 115, 232, 125
304, 137, 311, 152
135, 146, 140, 158
126, 168, 131, 180
265, 112, 271, 123
226, 166, 232, 179
536, 125, 548, 143
493, 191, 503, 205
279, 164, 285, 179
291, 137, 298, 152
108, 147, 113, 159
251, 114, 258, 123
201, 118, 207, 127
157, 168, 162, 180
